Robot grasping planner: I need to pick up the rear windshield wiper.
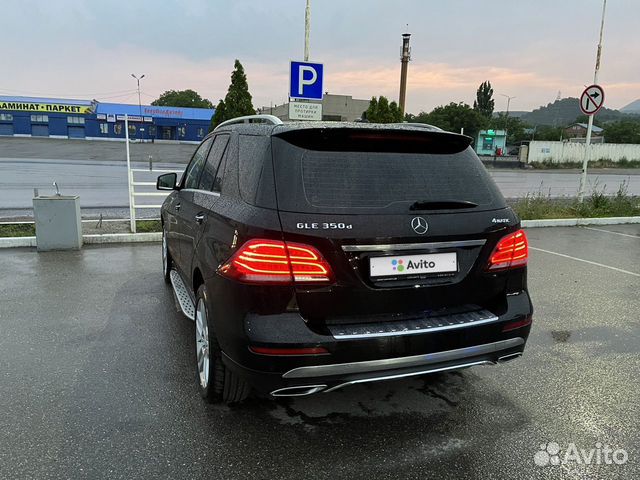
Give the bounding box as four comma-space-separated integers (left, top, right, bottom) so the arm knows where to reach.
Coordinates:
409, 200, 479, 210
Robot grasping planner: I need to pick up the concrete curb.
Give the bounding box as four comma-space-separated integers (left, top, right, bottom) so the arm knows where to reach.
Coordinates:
83, 233, 162, 244
0, 236, 37, 248
522, 216, 640, 228
0, 232, 161, 249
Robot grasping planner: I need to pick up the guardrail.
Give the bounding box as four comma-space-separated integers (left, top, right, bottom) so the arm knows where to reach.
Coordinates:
124, 114, 183, 233
127, 167, 183, 233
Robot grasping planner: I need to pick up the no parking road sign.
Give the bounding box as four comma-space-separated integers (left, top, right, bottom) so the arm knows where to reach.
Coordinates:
580, 84, 605, 116
290, 61, 324, 101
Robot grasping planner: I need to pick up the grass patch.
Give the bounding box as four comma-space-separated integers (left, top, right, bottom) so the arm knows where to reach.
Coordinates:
530, 158, 640, 169
511, 180, 640, 219
135, 219, 161, 233
0, 223, 36, 237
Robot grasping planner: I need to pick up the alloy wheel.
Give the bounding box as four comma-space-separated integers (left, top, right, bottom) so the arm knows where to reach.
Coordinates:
195, 299, 210, 389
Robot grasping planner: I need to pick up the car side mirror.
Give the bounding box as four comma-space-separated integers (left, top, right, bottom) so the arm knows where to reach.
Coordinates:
157, 173, 178, 191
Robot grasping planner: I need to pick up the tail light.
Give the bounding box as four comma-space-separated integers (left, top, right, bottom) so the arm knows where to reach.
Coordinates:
218, 239, 333, 285
486, 229, 529, 271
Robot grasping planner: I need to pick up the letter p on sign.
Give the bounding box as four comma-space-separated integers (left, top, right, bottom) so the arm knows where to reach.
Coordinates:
290, 61, 323, 101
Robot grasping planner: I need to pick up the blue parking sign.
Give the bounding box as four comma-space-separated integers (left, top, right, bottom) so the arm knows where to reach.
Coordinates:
290, 61, 323, 100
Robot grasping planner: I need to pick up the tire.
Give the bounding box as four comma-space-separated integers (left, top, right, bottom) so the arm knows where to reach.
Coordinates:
195, 284, 251, 404
162, 227, 172, 284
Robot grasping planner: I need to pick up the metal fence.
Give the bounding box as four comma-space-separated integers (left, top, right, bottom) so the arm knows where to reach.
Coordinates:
124, 115, 184, 233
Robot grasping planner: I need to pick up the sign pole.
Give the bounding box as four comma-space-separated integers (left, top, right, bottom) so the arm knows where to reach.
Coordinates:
304, 0, 311, 62
125, 114, 136, 233
578, 0, 607, 202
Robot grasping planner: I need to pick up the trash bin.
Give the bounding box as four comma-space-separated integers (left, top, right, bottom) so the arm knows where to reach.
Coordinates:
33, 195, 82, 251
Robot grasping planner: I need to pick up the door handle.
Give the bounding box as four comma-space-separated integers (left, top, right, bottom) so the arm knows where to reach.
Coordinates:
175, 202, 181, 211
195, 213, 206, 224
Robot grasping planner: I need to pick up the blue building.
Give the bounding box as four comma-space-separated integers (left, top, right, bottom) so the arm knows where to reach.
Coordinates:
0, 95, 215, 142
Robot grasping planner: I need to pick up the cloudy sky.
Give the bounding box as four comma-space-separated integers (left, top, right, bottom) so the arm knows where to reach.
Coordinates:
2, 0, 639, 113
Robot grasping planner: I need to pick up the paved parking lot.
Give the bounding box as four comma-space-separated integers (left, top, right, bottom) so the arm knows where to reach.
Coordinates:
1, 225, 638, 479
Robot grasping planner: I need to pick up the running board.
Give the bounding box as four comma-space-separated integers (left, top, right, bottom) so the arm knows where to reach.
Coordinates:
169, 270, 195, 320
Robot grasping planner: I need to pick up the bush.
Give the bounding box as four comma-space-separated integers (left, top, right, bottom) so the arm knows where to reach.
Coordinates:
511, 179, 640, 219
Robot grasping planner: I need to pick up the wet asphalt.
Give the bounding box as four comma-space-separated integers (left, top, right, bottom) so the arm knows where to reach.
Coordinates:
0, 225, 638, 479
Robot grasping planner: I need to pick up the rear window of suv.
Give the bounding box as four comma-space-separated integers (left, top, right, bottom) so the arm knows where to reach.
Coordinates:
271, 128, 506, 214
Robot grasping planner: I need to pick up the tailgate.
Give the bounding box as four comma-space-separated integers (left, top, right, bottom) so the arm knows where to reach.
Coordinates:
270, 126, 515, 328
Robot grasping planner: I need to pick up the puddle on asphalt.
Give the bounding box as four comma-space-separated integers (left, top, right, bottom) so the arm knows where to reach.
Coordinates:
258, 370, 478, 428
547, 325, 638, 354
551, 330, 572, 343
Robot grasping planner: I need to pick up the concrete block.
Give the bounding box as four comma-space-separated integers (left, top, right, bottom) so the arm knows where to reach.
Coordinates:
33, 196, 82, 251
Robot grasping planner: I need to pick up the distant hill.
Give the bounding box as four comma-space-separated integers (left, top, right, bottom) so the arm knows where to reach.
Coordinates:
520, 97, 625, 126
621, 99, 640, 113
493, 110, 528, 119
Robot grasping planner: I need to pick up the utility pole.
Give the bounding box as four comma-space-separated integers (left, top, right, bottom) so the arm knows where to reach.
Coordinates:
399, 32, 411, 116
578, 0, 607, 202
500, 93, 516, 142
131, 73, 145, 116
304, 0, 311, 61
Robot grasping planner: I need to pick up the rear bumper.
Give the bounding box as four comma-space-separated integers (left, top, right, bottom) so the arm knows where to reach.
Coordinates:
223, 337, 526, 396
219, 290, 533, 396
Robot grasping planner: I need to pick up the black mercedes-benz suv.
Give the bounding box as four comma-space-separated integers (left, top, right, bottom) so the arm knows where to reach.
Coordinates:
157, 115, 533, 403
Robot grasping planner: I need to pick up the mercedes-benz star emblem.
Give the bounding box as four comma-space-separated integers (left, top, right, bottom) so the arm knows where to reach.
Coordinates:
411, 217, 429, 235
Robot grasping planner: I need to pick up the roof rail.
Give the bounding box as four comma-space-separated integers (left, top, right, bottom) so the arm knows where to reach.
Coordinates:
388, 122, 443, 131
214, 114, 283, 131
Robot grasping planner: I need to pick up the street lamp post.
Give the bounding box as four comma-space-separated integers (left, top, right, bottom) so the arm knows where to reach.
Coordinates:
131, 73, 145, 116
500, 94, 516, 152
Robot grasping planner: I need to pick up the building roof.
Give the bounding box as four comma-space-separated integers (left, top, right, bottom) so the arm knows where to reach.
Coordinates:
0, 95, 92, 105
0, 95, 214, 120
96, 102, 214, 120
570, 123, 603, 133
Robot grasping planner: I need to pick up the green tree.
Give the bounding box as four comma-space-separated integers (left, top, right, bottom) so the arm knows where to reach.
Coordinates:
418, 102, 487, 141
365, 96, 403, 123
603, 120, 640, 144
531, 125, 564, 141
210, 99, 227, 131
473, 81, 495, 119
490, 113, 527, 144
209, 59, 255, 130
151, 89, 214, 109
364, 97, 378, 122
389, 101, 402, 123
574, 114, 589, 124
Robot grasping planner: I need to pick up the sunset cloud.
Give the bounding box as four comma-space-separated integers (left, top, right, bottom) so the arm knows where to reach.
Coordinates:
2, 0, 638, 113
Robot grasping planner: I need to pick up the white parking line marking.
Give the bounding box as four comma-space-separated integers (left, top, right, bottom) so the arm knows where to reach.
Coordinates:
530, 247, 640, 277
581, 226, 640, 239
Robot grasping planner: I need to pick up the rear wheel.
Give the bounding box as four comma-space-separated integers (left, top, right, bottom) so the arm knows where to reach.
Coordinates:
162, 227, 172, 283
195, 285, 251, 404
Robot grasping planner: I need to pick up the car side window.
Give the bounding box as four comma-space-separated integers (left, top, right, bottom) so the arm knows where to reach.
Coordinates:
198, 135, 229, 192
182, 137, 213, 189
212, 138, 232, 193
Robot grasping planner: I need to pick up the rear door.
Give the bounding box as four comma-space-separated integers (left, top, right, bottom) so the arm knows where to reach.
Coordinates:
270, 128, 518, 327
174, 136, 213, 273
180, 134, 230, 275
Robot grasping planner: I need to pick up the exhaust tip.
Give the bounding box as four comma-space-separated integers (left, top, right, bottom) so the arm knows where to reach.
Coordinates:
498, 352, 522, 363
270, 385, 327, 397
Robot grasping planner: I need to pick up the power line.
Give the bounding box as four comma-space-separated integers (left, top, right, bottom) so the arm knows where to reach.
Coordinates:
92, 91, 142, 101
